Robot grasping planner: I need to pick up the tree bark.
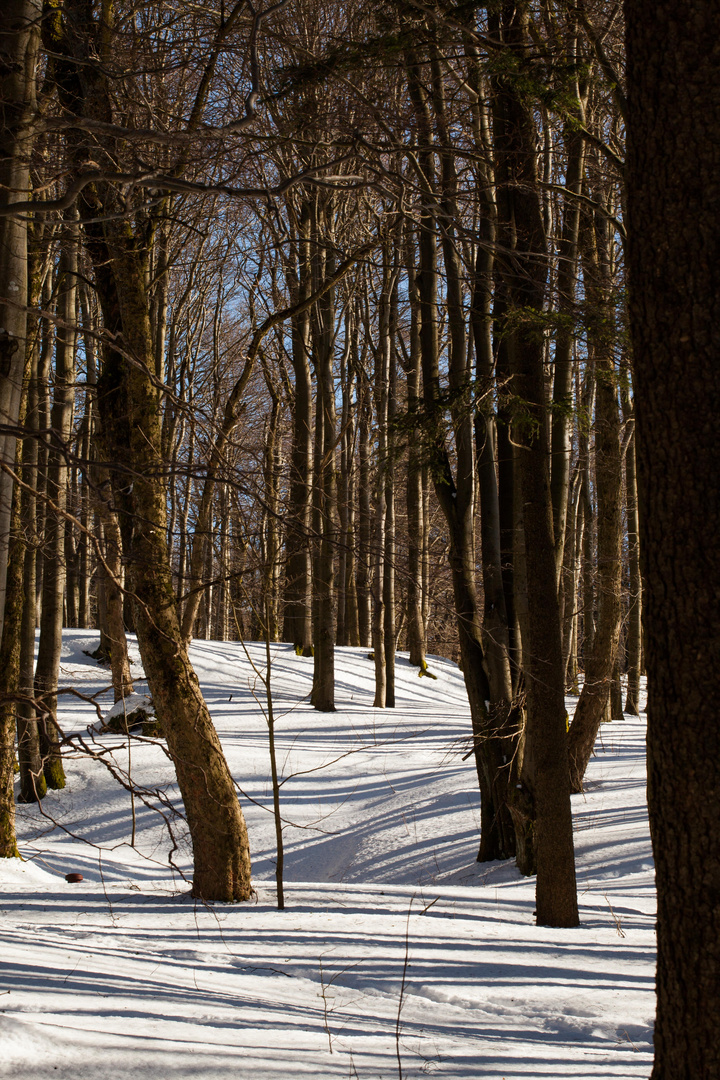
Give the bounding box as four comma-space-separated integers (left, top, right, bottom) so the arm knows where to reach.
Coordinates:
625, 2, 720, 1072
0, 441, 23, 856
490, 1, 578, 925
0, 0, 41, 643
35, 227, 78, 790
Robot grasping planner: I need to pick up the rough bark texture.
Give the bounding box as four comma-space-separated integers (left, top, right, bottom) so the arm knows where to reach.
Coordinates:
625, 2, 720, 1075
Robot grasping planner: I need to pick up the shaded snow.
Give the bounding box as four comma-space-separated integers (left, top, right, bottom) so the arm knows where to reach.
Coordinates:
0, 631, 655, 1078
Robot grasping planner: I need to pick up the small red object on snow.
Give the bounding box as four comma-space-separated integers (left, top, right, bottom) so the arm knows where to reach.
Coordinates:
65, 873, 83, 883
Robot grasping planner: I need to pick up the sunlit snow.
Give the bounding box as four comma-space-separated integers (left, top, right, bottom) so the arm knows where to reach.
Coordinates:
0, 631, 655, 1078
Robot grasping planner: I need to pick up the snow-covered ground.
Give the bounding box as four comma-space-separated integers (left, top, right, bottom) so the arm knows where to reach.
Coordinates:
1, 631, 655, 1078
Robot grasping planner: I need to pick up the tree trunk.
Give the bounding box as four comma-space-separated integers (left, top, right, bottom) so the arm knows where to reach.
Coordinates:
94, 237, 253, 901
402, 230, 427, 671
282, 204, 313, 654
623, 402, 642, 715
0, 442, 24, 856
310, 203, 336, 712
356, 365, 373, 648
35, 228, 78, 791
17, 239, 46, 803
625, 3, 720, 1072
0, 0, 41, 643
490, 1, 578, 926
567, 211, 624, 792
95, 479, 135, 702
405, 53, 516, 860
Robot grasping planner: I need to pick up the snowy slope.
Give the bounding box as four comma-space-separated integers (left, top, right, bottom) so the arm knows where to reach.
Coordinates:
0, 631, 655, 1078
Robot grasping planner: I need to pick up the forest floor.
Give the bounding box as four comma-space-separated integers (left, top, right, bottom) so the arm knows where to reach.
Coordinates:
1, 632, 655, 1079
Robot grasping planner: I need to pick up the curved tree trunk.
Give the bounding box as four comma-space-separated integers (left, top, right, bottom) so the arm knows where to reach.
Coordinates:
94, 237, 253, 901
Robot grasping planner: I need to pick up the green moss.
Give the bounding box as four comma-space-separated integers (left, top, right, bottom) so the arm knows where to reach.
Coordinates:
43, 758, 66, 790
0, 805, 19, 858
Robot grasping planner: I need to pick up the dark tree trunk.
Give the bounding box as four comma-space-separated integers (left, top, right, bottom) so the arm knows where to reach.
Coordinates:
310, 203, 336, 712
405, 53, 516, 861
490, 1, 578, 926
356, 366, 373, 648
282, 204, 313, 655
625, 2, 720, 1074
400, 226, 427, 671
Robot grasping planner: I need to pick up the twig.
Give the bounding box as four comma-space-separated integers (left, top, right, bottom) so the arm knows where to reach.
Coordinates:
603, 893, 626, 938
319, 957, 334, 1054
396, 896, 415, 1080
